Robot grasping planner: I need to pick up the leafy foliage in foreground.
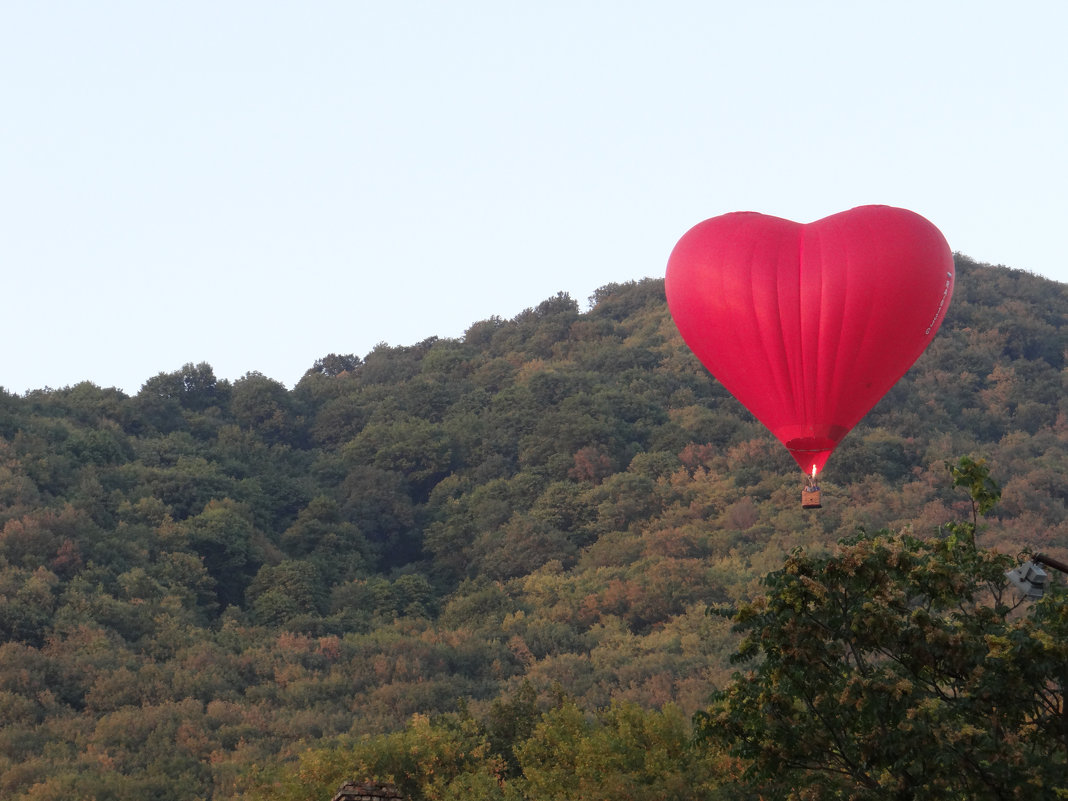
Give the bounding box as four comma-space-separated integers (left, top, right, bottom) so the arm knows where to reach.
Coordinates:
249, 698, 735, 801
698, 471, 1067, 799
0, 256, 1066, 798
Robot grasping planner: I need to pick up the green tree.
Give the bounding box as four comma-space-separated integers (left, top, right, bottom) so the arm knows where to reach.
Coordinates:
246, 560, 325, 626
279, 495, 370, 586
516, 700, 723, 800
306, 353, 362, 378
946, 454, 1001, 547
135, 362, 230, 436
0, 564, 59, 645
696, 526, 1068, 799
343, 416, 452, 501
245, 711, 506, 801
338, 465, 417, 567
183, 499, 263, 609
230, 371, 295, 445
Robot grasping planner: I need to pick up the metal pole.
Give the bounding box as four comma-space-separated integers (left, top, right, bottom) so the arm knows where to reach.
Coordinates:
1034, 553, 1068, 575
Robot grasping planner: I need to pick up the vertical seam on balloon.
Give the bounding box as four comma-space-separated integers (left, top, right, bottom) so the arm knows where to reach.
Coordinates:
750, 233, 792, 424
771, 235, 796, 426
796, 225, 809, 434
822, 217, 847, 439
773, 232, 790, 427
715, 236, 731, 400
813, 227, 828, 440
841, 218, 879, 421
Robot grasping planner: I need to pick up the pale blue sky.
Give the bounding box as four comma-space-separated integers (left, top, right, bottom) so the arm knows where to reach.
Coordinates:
2, 2, 1065, 394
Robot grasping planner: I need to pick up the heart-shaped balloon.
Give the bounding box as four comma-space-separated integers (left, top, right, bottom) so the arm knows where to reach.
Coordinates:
665, 205, 954, 476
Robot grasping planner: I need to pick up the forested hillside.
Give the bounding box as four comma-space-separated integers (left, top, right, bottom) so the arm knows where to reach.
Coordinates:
1, 254, 1066, 799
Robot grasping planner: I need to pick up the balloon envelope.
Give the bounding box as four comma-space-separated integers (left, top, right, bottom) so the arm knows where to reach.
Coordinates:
665, 205, 954, 476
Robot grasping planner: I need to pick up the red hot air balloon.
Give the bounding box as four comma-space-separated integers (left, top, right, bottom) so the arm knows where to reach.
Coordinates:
665, 205, 954, 481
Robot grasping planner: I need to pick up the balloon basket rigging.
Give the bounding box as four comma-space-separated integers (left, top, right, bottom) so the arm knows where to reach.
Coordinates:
801, 472, 822, 509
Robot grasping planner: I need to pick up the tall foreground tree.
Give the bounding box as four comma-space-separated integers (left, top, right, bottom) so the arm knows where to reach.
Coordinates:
697, 523, 1068, 799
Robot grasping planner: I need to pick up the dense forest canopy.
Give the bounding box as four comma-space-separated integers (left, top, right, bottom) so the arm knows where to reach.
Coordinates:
0, 254, 1066, 799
